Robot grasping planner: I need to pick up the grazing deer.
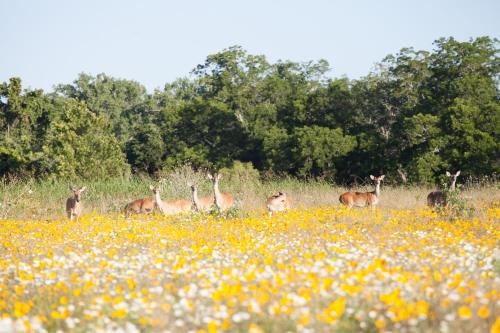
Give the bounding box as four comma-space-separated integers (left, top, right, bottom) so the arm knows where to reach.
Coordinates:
427, 171, 461, 208
189, 183, 215, 212
207, 173, 234, 211
339, 175, 385, 210
123, 185, 156, 217
66, 186, 86, 221
266, 191, 290, 216
152, 186, 192, 215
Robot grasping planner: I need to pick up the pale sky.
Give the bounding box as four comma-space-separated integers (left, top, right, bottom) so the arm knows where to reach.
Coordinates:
1, 0, 499, 92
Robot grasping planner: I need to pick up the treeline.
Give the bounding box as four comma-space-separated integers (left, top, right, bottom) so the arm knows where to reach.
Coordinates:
1, 37, 499, 184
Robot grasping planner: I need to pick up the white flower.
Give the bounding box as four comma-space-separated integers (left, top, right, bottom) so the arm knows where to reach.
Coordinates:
0, 318, 13, 333
66, 318, 76, 329
232, 312, 250, 323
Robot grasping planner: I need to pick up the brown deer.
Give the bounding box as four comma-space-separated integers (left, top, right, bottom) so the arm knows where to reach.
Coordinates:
427, 171, 461, 208
66, 186, 86, 221
266, 191, 290, 216
152, 186, 192, 215
189, 183, 215, 212
123, 185, 157, 217
207, 173, 234, 211
339, 175, 385, 210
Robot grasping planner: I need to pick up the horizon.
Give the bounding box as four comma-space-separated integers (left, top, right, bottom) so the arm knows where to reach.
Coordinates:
1, 0, 499, 92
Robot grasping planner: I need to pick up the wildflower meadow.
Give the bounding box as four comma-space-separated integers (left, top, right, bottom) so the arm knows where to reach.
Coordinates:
0, 206, 499, 332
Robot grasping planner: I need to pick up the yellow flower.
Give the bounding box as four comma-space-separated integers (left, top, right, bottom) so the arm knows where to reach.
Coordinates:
50, 311, 60, 319
375, 318, 385, 329
415, 300, 429, 316
248, 323, 265, 333
458, 305, 472, 319
298, 313, 310, 326
323, 297, 345, 323
111, 309, 127, 319
14, 301, 31, 318
492, 316, 500, 333
207, 320, 217, 333
477, 306, 490, 319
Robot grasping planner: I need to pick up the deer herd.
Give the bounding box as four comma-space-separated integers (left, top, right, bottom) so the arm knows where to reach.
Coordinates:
66, 171, 463, 220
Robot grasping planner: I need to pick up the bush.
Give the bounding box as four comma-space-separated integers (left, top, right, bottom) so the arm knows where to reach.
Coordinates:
219, 161, 261, 189
437, 185, 475, 219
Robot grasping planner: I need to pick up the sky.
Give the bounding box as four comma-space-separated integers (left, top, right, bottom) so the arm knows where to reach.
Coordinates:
1, 0, 499, 92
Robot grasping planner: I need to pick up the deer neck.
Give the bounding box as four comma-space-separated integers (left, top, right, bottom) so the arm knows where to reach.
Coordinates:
450, 178, 456, 191
191, 187, 200, 208
153, 192, 164, 211
213, 181, 223, 207
374, 182, 381, 197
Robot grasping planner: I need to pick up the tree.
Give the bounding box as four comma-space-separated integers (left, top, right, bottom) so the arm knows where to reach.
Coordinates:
427, 37, 500, 176
41, 100, 129, 180
0, 78, 52, 177
291, 126, 356, 177
126, 123, 165, 174
56, 73, 152, 145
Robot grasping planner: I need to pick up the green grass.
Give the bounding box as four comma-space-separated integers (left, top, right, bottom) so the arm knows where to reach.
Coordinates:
1, 170, 498, 220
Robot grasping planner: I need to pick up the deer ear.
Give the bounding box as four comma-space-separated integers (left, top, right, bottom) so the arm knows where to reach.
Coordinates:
207, 173, 213, 180
446, 171, 451, 177
149, 185, 155, 190
370, 175, 375, 180
217, 173, 223, 180
379, 175, 385, 180
456, 170, 461, 176
80, 186, 86, 192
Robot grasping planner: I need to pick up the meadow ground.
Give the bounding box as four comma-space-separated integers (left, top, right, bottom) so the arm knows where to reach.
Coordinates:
0, 170, 498, 220
0, 176, 499, 332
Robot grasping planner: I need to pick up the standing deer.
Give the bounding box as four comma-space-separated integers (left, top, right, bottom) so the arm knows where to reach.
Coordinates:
189, 183, 215, 212
208, 173, 234, 211
152, 186, 192, 215
339, 175, 385, 210
427, 171, 461, 208
123, 185, 156, 217
266, 191, 290, 216
66, 186, 86, 221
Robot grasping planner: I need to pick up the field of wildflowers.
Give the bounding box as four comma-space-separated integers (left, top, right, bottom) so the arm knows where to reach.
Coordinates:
1, 206, 499, 332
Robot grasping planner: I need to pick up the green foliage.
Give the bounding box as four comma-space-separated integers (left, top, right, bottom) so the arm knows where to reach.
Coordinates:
0, 78, 51, 176
437, 186, 475, 219
261, 127, 293, 171
219, 161, 260, 184
209, 204, 244, 219
41, 100, 129, 180
292, 126, 356, 177
0, 37, 498, 184
126, 123, 165, 174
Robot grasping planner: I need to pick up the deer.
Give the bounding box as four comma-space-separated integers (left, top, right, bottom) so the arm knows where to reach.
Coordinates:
152, 185, 192, 215
66, 186, 86, 221
339, 175, 385, 210
266, 191, 290, 216
427, 171, 461, 208
207, 173, 234, 211
189, 183, 215, 212
123, 185, 156, 217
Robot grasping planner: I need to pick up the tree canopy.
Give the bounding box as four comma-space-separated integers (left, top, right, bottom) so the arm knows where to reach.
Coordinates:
1, 37, 498, 183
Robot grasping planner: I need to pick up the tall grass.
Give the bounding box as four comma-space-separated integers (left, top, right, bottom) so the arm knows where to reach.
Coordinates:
0, 169, 498, 220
